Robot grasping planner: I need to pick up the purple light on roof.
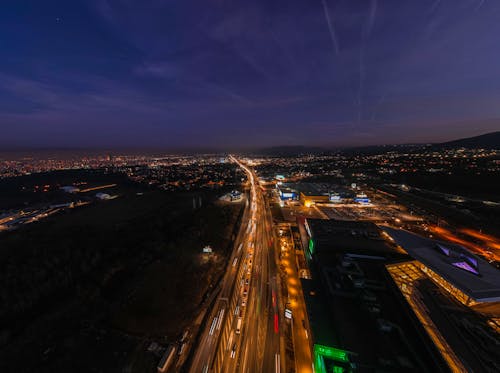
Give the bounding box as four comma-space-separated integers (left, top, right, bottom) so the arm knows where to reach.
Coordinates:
436, 244, 450, 256
460, 253, 478, 268
451, 261, 480, 276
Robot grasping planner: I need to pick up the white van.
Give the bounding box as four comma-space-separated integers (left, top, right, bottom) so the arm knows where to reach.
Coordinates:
235, 317, 242, 334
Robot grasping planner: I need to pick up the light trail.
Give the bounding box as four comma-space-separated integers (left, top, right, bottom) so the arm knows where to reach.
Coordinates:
459, 228, 500, 249
216, 309, 225, 330
430, 226, 499, 261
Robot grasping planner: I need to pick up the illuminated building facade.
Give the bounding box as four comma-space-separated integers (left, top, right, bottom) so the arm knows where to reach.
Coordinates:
384, 227, 500, 372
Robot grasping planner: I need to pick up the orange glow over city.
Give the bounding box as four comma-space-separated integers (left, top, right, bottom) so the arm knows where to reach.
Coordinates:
430, 226, 500, 262
459, 228, 500, 250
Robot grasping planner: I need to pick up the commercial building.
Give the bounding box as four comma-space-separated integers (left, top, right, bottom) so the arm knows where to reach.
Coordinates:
276, 184, 298, 201
298, 219, 447, 372
383, 227, 500, 372
353, 193, 370, 204
277, 183, 361, 206
275, 182, 371, 206
296, 184, 331, 207
229, 190, 242, 201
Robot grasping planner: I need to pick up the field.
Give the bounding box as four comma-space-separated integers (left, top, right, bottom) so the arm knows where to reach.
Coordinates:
0, 171, 243, 373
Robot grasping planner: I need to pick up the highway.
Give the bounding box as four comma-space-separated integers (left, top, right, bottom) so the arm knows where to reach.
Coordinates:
187, 167, 499, 373
188, 156, 283, 373
188, 168, 253, 373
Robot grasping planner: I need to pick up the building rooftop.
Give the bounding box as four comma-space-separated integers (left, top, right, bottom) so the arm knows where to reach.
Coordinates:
305, 219, 404, 257
300, 245, 448, 372
382, 227, 500, 303
301, 278, 339, 348
282, 182, 332, 196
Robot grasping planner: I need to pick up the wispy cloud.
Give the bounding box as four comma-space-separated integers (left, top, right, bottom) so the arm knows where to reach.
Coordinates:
134, 62, 179, 78
321, 0, 340, 55
365, 0, 378, 37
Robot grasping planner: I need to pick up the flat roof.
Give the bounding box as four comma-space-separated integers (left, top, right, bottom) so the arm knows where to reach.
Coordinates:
301, 252, 448, 371
277, 187, 296, 194
282, 183, 333, 196
301, 278, 339, 348
308, 218, 380, 235
382, 227, 500, 302
305, 218, 403, 257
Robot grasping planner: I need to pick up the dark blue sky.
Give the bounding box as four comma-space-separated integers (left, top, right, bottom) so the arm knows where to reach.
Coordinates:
1, 0, 499, 148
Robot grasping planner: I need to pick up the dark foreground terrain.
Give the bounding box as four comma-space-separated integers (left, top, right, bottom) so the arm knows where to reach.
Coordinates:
0, 172, 243, 373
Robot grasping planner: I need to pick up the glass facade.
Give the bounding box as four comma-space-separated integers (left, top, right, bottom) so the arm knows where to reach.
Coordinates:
386, 261, 468, 372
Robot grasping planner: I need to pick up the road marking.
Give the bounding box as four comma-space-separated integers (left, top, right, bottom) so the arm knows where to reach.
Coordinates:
227, 331, 234, 351
216, 309, 225, 330
209, 317, 218, 336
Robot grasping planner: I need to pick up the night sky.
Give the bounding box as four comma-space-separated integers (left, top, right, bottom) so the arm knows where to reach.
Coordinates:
1, 0, 500, 148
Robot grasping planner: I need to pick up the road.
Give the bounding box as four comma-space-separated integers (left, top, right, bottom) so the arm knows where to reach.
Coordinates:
187, 164, 254, 373
278, 224, 313, 373
188, 156, 283, 373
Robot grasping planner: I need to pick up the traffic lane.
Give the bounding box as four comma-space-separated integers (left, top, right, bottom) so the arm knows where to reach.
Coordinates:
226, 241, 256, 366
189, 190, 253, 372
242, 222, 266, 372
222, 239, 258, 371
231, 161, 281, 373
261, 251, 281, 372
193, 238, 246, 370
238, 266, 259, 371
229, 168, 261, 372
190, 303, 219, 372
190, 307, 220, 373
245, 201, 278, 373
238, 197, 269, 372
262, 311, 281, 373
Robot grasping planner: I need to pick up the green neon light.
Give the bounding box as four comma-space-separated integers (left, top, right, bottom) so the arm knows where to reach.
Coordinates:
314, 344, 349, 363
315, 350, 327, 373
309, 238, 315, 254
313, 344, 351, 373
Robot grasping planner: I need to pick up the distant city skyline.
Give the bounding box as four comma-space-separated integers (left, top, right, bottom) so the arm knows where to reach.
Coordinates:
1, 1, 500, 148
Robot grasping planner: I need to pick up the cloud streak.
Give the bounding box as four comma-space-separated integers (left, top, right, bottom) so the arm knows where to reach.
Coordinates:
321, 0, 340, 55
2, 0, 500, 147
